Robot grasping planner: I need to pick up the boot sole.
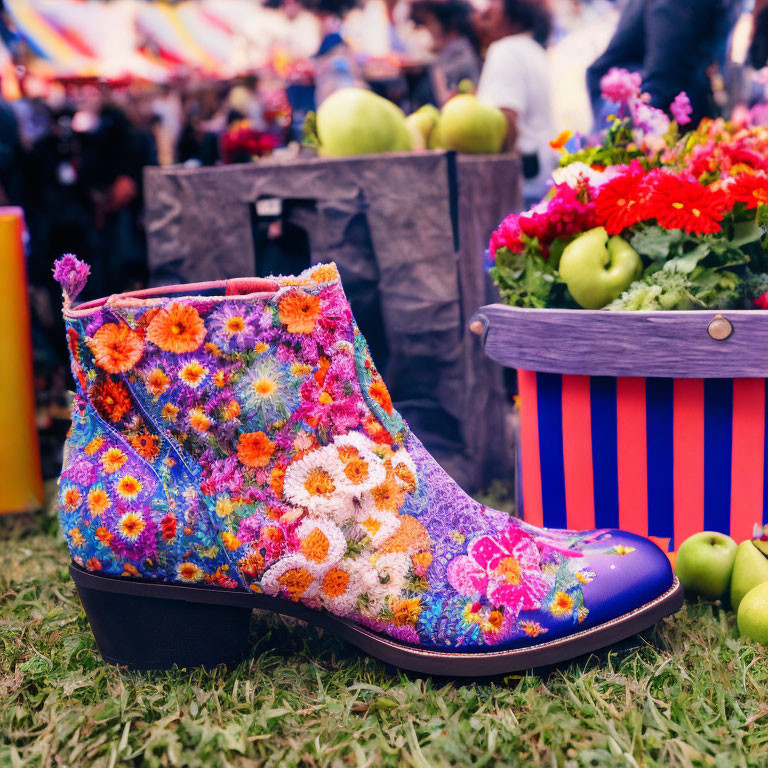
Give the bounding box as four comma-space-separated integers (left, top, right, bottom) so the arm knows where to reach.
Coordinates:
70, 564, 683, 675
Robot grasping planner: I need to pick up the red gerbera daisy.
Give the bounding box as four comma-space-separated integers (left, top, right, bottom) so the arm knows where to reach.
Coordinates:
595, 160, 648, 235
644, 173, 727, 234
728, 171, 768, 209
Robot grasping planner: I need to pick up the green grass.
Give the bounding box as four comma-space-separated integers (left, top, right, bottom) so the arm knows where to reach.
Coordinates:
2, 490, 768, 767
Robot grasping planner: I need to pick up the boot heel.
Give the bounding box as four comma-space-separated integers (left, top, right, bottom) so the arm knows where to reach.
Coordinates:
76, 583, 252, 670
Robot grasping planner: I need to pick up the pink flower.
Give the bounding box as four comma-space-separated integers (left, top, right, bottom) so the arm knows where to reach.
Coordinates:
489, 214, 525, 259
670, 92, 692, 126
53, 254, 90, 301
448, 524, 552, 620
600, 68, 642, 105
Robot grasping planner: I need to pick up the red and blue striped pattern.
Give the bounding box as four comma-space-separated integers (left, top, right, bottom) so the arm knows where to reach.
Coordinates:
517, 371, 768, 549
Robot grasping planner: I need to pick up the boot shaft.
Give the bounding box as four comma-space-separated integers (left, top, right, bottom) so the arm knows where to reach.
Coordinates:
56, 257, 419, 597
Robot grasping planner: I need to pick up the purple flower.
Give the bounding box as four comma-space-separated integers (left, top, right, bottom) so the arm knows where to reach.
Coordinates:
208, 304, 258, 351
63, 458, 97, 486
104, 506, 158, 562
670, 91, 692, 126
53, 254, 90, 300
600, 68, 642, 105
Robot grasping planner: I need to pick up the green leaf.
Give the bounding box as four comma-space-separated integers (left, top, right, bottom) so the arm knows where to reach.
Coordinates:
630, 227, 686, 261
663, 243, 710, 274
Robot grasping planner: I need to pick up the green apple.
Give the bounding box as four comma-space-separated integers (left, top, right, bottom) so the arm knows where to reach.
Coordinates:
316, 88, 412, 157
559, 227, 643, 309
730, 540, 768, 611
406, 105, 440, 150
737, 580, 768, 644
437, 94, 507, 154
675, 531, 737, 599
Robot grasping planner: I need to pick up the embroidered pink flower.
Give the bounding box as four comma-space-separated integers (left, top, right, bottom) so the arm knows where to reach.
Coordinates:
53, 254, 90, 300
600, 68, 642, 105
448, 524, 551, 618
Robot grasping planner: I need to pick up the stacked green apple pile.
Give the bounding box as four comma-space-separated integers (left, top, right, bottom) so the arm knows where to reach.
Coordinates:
676, 531, 768, 644
305, 87, 507, 157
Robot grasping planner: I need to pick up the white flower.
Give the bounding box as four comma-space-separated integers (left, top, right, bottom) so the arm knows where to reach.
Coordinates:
332, 431, 387, 496
260, 555, 320, 601
365, 552, 411, 612
552, 162, 608, 189
316, 558, 368, 615
283, 446, 351, 518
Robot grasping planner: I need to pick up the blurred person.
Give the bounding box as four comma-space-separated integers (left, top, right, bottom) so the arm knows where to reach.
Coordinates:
411, 0, 481, 104
151, 83, 183, 162
749, 0, 768, 70
304, 0, 365, 105
587, 0, 744, 128
474, 0, 554, 204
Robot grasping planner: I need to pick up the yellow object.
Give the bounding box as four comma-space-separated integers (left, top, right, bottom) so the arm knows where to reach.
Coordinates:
0, 209, 43, 513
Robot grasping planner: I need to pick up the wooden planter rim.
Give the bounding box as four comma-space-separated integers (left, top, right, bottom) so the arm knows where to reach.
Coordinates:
474, 304, 768, 379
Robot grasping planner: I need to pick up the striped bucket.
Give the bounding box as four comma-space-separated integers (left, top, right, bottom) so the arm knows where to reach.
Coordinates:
475, 304, 768, 550
516, 372, 765, 550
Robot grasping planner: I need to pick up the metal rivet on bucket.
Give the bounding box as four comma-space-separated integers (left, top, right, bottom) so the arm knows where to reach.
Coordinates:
707, 314, 733, 341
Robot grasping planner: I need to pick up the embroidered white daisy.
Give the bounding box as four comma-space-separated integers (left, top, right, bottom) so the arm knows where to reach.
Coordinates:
332, 432, 387, 495
260, 555, 320, 601
317, 558, 366, 616
283, 446, 353, 518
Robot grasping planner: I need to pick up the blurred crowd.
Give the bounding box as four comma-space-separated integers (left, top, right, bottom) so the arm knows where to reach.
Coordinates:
1, 0, 767, 472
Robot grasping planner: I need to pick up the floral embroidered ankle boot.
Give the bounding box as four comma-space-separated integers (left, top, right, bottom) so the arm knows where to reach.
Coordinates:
55, 255, 682, 673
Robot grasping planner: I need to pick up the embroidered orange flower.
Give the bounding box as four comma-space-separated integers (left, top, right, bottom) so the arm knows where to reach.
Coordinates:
69, 527, 84, 546
221, 400, 240, 420
371, 475, 405, 513
237, 431, 275, 468
87, 488, 111, 516
118, 511, 145, 539
131, 433, 160, 461
178, 562, 202, 582
146, 302, 206, 353
101, 448, 127, 473
381, 515, 430, 554
321, 567, 349, 598
89, 323, 144, 373
278, 290, 321, 334
91, 378, 132, 422
391, 598, 421, 626
146, 368, 170, 397
63, 487, 82, 509
363, 414, 393, 445
300, 528, 330, 562
116, 475, 143, 500
188, 407, 212, 433
95, 526, 112, 544
369, 380, 393, 415
222, 531, 242, 550
519, 620, 548, 637
239, 551, 266, 578
84, 436, 105, 456
550, 590, 575, 617
213, 370, 227, 388
310, 263, 339, 283
86, 557, 102, 571
270, 465, 285, 497
161, 403, 179, 422
178, 360, 208, 388
277, 567, 314, 599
